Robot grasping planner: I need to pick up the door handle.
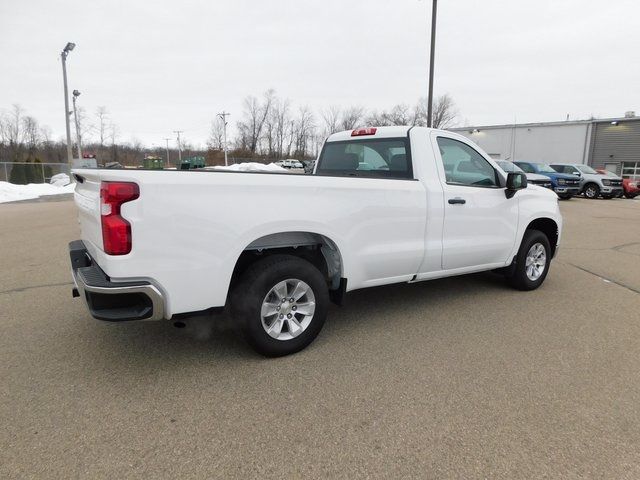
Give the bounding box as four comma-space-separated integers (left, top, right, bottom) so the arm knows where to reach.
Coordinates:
448, 197, 466, 205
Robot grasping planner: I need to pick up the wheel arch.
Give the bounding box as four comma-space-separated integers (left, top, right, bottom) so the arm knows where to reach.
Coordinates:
230, 231, 345, 295
526, 217, 559, 257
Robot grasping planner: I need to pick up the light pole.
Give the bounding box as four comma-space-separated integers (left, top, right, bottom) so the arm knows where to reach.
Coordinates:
60, 42, 76, 162
164, 137, 171, 167
217, 111, 230, 166
174, 130, 183, 164
426, 0, 437, 128
72, 89, 82, 160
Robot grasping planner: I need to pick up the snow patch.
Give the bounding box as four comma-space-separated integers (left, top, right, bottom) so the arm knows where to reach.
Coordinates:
208, 162, 288, 172
50, 173, 71, 186
0, 181, 76, 204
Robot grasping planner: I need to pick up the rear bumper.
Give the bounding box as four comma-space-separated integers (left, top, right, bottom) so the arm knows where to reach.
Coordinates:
69, 240, 165, 322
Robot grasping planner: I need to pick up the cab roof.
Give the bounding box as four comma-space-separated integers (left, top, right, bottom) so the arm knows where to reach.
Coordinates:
326, 126, 419, 142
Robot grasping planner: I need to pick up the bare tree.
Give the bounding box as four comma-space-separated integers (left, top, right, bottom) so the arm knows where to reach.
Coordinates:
207, 117, 225, 150
108, 122, 119, 146
95, 106, 109, 153
2, 104, 25, 145
340, 106, 365, 130
321, 106, 342, 135
237, 89, 276, 155
22, 116, 41, 154
292, 106, 316, 158
74, 106, 93, 148
108, 123, 120, 164
429, 94, 458, 129
273, 98, 291, 159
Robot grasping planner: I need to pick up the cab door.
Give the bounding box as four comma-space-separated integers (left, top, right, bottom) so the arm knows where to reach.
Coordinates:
433, 133, 519, 271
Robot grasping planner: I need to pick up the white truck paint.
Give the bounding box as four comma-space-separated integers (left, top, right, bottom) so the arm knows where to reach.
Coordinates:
70, 126, 562, 356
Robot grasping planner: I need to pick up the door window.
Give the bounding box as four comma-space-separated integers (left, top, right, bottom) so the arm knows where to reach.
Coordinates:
437, 137, 499, 187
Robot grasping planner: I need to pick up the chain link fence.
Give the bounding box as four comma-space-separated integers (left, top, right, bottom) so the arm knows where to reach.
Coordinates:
0, 162, 72, 184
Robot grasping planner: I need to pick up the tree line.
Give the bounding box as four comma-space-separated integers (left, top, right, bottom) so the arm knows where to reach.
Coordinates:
214, 90, 458, 160
0, 92, 458, 172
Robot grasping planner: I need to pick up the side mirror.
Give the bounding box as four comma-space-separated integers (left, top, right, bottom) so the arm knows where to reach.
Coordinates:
505, 172, 527, 198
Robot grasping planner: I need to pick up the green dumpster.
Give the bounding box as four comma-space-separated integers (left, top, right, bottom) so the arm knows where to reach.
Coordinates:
143, 156, 165, 169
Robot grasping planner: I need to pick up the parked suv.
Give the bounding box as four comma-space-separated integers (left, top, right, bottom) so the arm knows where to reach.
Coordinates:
596, 169, 640, 199
514, 161, 581, 199
496, 161, 553, 189
550, 163, 623, 199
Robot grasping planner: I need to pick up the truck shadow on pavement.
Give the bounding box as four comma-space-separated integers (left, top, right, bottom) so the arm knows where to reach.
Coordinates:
79, 270, 517, 366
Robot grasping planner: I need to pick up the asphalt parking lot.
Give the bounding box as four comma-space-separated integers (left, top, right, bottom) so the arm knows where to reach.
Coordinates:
2, 196, 640, 479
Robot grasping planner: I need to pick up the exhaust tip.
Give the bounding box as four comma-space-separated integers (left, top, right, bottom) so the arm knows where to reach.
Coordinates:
173, 321, 186, 329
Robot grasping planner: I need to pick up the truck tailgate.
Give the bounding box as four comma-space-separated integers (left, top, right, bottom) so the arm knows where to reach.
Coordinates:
73, 171, 103, 252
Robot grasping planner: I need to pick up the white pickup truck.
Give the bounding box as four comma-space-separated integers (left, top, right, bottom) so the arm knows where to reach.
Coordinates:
70, 126, 562, 356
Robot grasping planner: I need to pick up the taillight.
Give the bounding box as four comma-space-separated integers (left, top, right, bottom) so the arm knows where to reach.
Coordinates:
351, 127, 377, 136
100, 182, 139, 255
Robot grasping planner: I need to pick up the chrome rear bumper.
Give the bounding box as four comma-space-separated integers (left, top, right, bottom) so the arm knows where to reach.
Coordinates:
70, 240, 165, 322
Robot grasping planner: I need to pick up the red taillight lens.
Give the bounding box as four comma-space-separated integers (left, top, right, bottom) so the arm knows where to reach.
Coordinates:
351, 127, 377, 136
100, 182, 139, 255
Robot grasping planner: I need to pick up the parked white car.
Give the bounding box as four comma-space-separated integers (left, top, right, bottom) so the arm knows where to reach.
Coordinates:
70, 126, 562, 356
274, 159, 304, 169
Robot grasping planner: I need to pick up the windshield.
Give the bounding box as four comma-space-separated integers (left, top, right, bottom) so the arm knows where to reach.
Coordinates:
576, 165, 598, 174
533, 163, 557, 173
317, 138, 412, 179
497, 161, 524, 173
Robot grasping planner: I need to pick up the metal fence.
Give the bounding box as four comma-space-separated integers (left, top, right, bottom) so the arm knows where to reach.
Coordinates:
0, 162, 71, 184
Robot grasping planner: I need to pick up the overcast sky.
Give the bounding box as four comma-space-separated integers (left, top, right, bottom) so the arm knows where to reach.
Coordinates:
1, 0, 638, 147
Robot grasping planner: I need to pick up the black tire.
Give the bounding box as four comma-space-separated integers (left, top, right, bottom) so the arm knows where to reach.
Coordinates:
505, 230, 552, 291
230, 255, 329, 357
583, 183, 600, 199
624, 192, 637, 199
558, 194, 572, 200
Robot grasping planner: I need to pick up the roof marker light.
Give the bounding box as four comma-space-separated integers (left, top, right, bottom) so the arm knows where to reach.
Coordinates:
351, 127, 377, 137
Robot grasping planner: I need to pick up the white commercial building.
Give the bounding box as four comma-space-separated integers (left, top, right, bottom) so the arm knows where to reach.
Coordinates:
451, 113, 640, 178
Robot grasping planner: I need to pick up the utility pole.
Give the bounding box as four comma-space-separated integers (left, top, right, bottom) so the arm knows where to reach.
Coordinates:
174, 130, 184, 164
72, 89, 82, 160
164, 137, 171, 167
217, 111, 230, 166
426, 0, 437, 128
60, 42, 76, 162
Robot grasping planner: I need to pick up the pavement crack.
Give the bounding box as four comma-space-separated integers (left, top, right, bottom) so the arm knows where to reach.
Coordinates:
563, 262, 640, 295
0, 281, 73, 295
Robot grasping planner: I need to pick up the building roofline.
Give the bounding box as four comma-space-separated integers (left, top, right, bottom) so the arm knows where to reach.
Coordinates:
450, 116, 640, 131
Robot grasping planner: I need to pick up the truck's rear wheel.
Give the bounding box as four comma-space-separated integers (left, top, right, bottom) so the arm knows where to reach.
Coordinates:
231, 255, 329, 357
505, 230, 551, 291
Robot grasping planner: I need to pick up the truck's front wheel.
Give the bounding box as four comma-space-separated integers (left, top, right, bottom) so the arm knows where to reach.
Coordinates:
231, 255, 329, 357
505, 230, 551, 291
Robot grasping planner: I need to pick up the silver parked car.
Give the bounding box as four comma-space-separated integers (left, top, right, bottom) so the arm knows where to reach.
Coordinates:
550, 163, 623, 199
